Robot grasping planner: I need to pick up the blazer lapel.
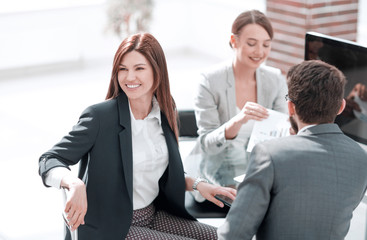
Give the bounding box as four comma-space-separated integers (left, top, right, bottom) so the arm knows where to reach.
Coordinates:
160, 113, 186, 202
226, 63, 237, 118
256, 67, 269, 107
117, 93, 133, 202
160, 113, 184, 175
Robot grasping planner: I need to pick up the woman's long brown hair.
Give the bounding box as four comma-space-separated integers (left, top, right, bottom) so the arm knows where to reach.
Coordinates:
105, 33, 179, 141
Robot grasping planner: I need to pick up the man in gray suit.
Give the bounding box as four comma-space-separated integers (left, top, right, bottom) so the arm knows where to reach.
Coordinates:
217, 60, 367, 240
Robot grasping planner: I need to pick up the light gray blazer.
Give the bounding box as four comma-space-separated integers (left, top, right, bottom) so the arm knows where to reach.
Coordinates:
218, 124, 367, 240
194, 61, 288, 154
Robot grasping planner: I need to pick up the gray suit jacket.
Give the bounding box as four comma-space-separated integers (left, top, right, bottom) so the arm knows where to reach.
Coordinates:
218, 124, 367, 240
194, 61, 287, 155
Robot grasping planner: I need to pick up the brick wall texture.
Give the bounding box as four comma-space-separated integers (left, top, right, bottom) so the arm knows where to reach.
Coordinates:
266, 0, 359, 74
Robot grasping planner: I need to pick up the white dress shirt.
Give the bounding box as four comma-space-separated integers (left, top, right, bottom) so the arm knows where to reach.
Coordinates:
297, 124, 317, 135
44, 97, 169, 210
129, 97, 168, 209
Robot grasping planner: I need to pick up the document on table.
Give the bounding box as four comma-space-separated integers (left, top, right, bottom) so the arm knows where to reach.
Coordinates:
247, 109, 291, 152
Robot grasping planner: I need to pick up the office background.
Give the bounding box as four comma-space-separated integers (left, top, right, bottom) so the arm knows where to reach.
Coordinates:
0, 0, 366, 239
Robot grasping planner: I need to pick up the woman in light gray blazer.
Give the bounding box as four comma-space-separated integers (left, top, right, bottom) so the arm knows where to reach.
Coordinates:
193, 10, 288, 187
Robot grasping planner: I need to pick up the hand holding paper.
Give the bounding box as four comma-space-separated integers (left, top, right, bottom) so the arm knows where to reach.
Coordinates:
247, 109, 290, 152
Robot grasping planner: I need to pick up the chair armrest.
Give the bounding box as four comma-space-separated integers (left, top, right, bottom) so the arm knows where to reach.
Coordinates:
62, 188, 78, 240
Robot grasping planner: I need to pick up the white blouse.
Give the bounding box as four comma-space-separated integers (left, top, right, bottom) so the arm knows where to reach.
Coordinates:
129, 97, 168, 209
44, 97, 169, 210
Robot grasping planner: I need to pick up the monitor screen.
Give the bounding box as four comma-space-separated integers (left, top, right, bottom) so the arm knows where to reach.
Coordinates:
305, 32, 367, 145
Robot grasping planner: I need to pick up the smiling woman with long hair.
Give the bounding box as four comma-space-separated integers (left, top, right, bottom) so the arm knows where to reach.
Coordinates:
38, 33, 236, 240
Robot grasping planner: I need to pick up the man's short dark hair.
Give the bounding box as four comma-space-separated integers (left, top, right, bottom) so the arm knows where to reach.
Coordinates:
287, 60, 346, 124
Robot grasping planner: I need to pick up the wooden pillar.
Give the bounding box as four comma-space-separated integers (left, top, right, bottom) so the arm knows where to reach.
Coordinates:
266, 0, 359, 74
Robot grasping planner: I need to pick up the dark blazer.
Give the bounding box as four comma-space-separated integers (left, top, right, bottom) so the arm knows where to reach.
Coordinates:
39, 93, 194, 240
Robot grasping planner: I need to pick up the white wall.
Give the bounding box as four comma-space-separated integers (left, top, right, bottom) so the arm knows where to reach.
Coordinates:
151, 0, 266, 59
0, 0, 266, 76
358, 0, 367, 45
1, 0, 367, 76
0, 3, 119, 74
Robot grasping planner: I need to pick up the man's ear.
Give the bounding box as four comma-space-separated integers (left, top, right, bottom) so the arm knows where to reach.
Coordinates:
288, 101, 295, 116
337, 99, 346, 115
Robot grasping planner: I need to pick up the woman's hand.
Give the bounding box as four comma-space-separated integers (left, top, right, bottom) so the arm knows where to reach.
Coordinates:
61, 175, 88, 231
196, 182, 237, 208
225, 102, 268, 139
237, 102, 269, 124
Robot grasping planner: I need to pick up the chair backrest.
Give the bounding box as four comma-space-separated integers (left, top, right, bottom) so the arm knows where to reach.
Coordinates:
178, 110, 198, 138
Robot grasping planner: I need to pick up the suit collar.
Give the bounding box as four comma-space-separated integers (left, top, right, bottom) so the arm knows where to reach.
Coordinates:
128, 96, 161, 122
256, 65, 271, 107
225, 62, 236, 118
225, 61, 234, 88
298, 123, 343, 136
297, 124, 317, 134
117, 93, 131, 128
116, 92, 179, 204
117, 93, 133, 202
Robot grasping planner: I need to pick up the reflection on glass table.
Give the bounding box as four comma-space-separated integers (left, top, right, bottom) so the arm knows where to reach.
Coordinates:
200, 145, 250, 188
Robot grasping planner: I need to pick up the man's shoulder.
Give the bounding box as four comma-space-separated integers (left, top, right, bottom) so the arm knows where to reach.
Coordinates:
256, 132, 367, 161
262, 134, 303, 145
250, 136, 301, 166
256, 135, 303, 153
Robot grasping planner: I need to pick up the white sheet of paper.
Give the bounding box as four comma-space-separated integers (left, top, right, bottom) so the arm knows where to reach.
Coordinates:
247, 109, 290, 152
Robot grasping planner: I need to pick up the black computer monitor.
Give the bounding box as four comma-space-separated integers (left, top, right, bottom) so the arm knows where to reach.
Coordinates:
305, 32, 367, 145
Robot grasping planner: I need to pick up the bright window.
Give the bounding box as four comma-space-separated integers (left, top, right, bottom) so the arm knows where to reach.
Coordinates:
0, 0, 105, 13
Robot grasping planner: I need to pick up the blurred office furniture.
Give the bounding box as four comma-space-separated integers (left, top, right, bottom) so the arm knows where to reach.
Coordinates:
178, 110, 199, 139
184, 191, 229, 218
178, 110, 229, 218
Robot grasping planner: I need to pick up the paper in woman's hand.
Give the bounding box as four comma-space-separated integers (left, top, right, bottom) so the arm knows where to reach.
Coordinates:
247, 109, 290, 152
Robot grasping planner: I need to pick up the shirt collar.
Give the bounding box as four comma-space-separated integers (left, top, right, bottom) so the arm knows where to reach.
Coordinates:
297, 124, 317, 135
129, 96, 161, 134
149, 96, 161, 124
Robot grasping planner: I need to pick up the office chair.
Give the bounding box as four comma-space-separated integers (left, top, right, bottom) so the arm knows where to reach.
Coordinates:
178, 110, 229, 218
177, 110, 199, 139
